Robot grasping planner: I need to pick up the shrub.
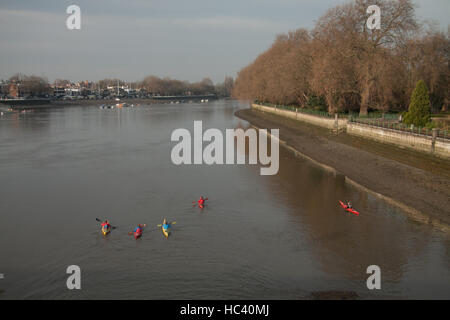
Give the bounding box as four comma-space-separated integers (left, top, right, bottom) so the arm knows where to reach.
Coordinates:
403, 80, 432, 127
306, 95, 327, 111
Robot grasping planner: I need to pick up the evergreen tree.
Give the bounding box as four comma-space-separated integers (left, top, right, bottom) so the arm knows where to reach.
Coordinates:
403, 80, 431, 127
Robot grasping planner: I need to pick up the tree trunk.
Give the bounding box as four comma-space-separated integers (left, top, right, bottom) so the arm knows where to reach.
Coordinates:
326, 93, 336, 114
360, 85, 369, 116
359, 65, 372, 116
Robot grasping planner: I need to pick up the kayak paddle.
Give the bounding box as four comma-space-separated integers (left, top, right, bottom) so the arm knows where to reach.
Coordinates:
128, 223, 150, 236
193, 198, 208, 204
157, 221, 176, 227
128, 224, 147, 235
96, 218, 117, 229
193, 199, 208, 207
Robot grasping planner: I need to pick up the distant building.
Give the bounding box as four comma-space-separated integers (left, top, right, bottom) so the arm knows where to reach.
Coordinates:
0, 81, 6, 97
65, 87, 80, 96
53, 86, 66, 96
9, 83, 19, 98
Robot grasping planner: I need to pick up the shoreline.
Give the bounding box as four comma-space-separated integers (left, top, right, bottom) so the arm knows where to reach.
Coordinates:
235, 108, 450, 232
0, 96, 220, 109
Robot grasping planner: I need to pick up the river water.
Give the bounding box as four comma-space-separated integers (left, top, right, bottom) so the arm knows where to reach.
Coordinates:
0, 100, 448, 299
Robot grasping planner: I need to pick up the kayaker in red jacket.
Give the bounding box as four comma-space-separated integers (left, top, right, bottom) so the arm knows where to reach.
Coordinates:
198, 196, 207, 208
101, 220, 111, 229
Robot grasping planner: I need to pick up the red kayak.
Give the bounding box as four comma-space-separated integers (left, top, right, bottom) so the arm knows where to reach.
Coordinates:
194, 197, 208, 209
132, 224, 146, 239
339, 201, 360, 216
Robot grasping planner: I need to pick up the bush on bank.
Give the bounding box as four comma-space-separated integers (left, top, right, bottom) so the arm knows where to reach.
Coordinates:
404, 80, 432, 128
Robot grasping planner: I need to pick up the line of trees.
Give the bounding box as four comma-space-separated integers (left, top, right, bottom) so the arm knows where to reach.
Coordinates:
139, 76, 234, 97
232, 0, 449, 115
7, 74, 51, 97
3, 74, 234, 98
140, 76, 212, 96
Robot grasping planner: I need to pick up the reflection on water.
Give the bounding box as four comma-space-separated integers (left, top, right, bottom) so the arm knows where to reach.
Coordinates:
0, 101, 448, 299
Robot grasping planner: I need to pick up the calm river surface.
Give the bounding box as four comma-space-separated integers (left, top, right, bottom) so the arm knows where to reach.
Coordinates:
0, 100, 449, 299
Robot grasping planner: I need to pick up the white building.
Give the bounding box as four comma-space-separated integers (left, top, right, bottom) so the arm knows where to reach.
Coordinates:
65, 88, 81, 96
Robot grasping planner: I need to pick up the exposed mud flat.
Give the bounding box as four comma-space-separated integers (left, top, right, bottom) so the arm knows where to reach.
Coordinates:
235, 109, 450, 231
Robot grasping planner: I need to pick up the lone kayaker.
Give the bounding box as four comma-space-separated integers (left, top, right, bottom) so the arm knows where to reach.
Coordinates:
197, 196, 208, 208
347, 201, 353, 209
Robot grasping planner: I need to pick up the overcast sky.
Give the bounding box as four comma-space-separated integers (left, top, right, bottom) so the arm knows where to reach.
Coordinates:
0, 0, 448, 83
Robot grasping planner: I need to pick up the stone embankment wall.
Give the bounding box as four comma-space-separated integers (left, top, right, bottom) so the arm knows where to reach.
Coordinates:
251, 103, 346, 131
347, 122, 450, 158
252, 103, 450, 158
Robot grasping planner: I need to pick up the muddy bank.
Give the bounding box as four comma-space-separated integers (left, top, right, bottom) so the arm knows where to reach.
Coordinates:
236, 108, 450, 230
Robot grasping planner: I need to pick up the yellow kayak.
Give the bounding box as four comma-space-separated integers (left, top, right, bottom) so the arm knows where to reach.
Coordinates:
102, 225, 111, 235
162, 225, 170, 238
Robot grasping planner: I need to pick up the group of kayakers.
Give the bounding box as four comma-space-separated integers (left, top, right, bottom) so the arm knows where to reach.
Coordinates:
101, 196, 355, 238
100, 220, 171, 239
99, 196, 207, 239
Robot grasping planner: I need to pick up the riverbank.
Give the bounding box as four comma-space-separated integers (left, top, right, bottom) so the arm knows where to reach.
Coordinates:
235, 108, 450, 231
252, 103, 450, 158
0, 96, 219, 110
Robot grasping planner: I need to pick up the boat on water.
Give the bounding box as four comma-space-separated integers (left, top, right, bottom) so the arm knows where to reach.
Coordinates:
162, 225, 170, 238
99, 104, 114, 109
102, 225, 111, 235
115, 102, 133, 108
99, 102, 134, 109
0, 106, 31, 114
339, 201, 360, 216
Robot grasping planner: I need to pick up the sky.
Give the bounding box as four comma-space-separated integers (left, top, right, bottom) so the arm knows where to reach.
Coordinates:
0, 0, 449, 83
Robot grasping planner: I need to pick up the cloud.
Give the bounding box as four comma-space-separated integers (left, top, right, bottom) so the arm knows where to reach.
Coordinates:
0, 1, 448, 82
0, 8, 286, 82
178, 16, 292, 31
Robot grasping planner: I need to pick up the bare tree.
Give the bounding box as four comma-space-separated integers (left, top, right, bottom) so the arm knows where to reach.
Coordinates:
233, 0, 440, 116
